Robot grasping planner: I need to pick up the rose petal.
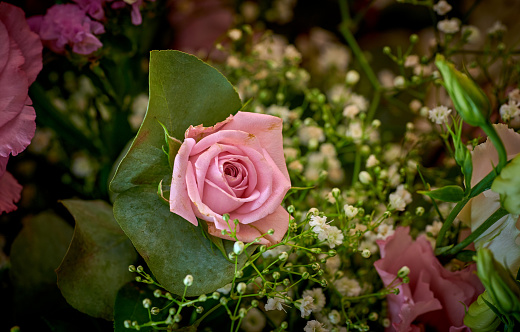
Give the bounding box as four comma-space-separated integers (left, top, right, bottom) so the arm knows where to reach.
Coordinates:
231, 148, 291, 224
190, 129, 264, 156
202, 179, 260, 215
207, 205, 290, 246
0, 171, 22, 214
185, 114, 233, 141
221, 112, 290, 182
170, 138, 198, 225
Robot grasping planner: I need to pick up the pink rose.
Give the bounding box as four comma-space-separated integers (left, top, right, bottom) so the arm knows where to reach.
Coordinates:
0, 3, 42, 214
459, 124, 520, 275
374, 227, 483, 332
170, 112, 291, 245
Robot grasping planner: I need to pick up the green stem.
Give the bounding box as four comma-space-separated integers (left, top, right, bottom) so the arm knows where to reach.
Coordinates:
445, 207, 508, 256
435, 197, 470, 251
338, 0, 381, 91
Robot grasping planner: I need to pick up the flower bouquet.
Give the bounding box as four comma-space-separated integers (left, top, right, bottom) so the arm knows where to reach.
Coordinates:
1, 1, 520, 332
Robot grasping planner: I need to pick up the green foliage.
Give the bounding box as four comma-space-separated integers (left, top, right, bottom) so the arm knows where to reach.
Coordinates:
57, 200, 138, 320
110, 51, 246, 296
464, 290, 503, 332
419, 185, 464, 202
114, 283, 154, 332
10, 212, 73, 301
491, 154, 520, 214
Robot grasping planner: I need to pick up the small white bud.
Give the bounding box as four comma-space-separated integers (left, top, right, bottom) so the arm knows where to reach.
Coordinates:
233, 241, 245, 255
236, 282, 247, 294
184, 274, 194, 287
346, 70, 360, 85
359, 171, 372, 184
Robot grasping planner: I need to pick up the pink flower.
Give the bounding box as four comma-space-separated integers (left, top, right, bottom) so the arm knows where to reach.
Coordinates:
170, 112, 291, 245
0, 3, 42, 213
28, 4, 105, 55
459, 124, 520, 275
374, 227, 484, 332
109, 0, 155, 26
73, 0, 107, 20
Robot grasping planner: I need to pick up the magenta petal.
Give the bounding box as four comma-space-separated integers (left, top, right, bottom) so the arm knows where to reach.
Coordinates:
0, 100, 36, 158
0, 171, 22, 214
170, 138, 198, 225
0, 3, 43, 84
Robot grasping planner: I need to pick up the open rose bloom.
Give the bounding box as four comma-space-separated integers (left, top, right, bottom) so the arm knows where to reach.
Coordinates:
170, 111, 291, 245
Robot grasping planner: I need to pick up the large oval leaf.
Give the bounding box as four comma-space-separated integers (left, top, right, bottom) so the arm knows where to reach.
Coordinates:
110, 50, 245, 296
57, 200, 138, 320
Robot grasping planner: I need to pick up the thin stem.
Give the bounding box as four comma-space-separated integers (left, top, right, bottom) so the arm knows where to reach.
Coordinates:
445, 207, 508, 256
338, 0, 381, 91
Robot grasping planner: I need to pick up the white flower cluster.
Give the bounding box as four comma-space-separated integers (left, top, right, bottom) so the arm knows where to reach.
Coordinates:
428, 105, 452, 124
309, 215, 344, 248
500, 89, 520, 121
388, 185, 412, 211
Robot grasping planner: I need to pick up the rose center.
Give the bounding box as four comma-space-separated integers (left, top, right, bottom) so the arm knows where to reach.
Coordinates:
223, 163, 239, 178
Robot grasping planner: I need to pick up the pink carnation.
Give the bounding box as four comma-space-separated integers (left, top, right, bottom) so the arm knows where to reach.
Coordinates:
0, 3, 42, 213
28, 4, 105, 55
109, 0, 155, 26
374, 227, 484, 332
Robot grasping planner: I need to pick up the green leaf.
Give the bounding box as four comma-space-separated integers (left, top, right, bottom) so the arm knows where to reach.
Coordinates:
418, 185, 464, 202
10, 212, 73, 302
113, 186, 252, 296
109, 50, 247, 296
57, 200, 138, 320
110, 50, 242, 194
455, 250, 476, 262
114, 283, 154, 332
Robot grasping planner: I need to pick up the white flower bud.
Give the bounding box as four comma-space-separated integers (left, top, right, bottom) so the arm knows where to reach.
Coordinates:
184, 274, 194, 287
346, 70, 360, 85
359, 171, 372, 184
236, 282, 247, 294
233, 241, 245, 255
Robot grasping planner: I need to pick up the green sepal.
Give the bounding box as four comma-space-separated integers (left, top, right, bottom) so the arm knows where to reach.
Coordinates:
455, 250, 476, 262
434, 244, 454, 256
418, 185, 464, 202
491, 154, 520, 214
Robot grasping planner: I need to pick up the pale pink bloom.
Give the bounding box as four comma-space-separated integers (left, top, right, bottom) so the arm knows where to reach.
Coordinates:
28, 4, 105, 55
374, 227, 483, 332
0, 3, 42, 214
170, 112, 291, 245
459, 124, 520, 275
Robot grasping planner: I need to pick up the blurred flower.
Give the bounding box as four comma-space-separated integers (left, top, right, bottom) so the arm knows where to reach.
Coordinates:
110, 0, 155, 26
461, 25, 481, 44
29, 4, 105, 54
459, 124, 520, 275
304, 320, 328, 332
437, 18, 460, 34
73, 0, 106, 20
375, 227, 483, 331
499, 99, 520, 121
241, 307, 266, 332
265, 294, 287, 311
428, 106, 452, 124
388, 185, 412, 211
487, 20, 507, 35
433, 1, 452, 16
0, 3, 42, 214
404, 55, 419, 68
334, 276, 361, 297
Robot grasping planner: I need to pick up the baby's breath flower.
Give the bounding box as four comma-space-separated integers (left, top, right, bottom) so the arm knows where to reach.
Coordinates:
376, 223, 395, 240
343, 104, 360, 119
393, 76, 406, 89
241, 307, 266, 332
508, 89, 520, 103
304, 320, 328, 332
365, 154, 379, 168
298, 295, 316, 317
437, 18, 460, 34
499, 100, 520, 121
345, 70, 360, 85
461, 25, 481, 44
344, 204, 359, 218
265, 294, 287, 312
359, 171, 372, 184
487, 20, 507, 35
404, 55, 419, 68
228, 29, 242, 41
346, 121, 363, 142
318, 226, 344, 248
428, 106, 452, 124
298, 125, 325, 146
334, 276, 362, 297
388, 185, 412, 211
288, 160, 304, 173
302, 288, 326, 312
409, 99, 422, 113
310, 215, 329, 233
433, 1, 452, 16
217, 283, 232, 295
